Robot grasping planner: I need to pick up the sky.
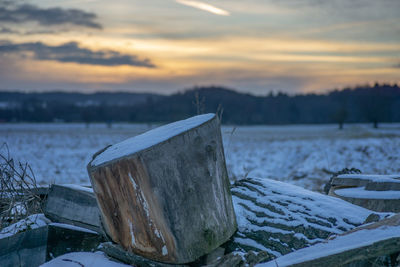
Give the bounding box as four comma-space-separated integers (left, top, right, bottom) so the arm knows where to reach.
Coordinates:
0, 0, 399, 95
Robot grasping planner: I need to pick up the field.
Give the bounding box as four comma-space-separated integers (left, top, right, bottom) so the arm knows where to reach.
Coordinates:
1, 122, 400, 192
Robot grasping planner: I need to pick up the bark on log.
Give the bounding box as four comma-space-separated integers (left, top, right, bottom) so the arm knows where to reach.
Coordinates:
87, 114, 237, 264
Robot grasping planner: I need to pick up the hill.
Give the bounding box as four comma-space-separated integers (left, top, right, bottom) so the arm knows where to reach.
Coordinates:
1, 84, 399, 126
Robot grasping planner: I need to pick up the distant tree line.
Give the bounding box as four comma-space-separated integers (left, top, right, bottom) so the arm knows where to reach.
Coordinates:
1, 83, 399, 127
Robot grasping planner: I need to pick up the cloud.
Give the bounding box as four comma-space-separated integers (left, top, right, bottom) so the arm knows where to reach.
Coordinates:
0, 27, 17, 34
0, 3, 102, 29
175, 0, 230, 16
0, 27, 57, 35
0, 41, 156, 68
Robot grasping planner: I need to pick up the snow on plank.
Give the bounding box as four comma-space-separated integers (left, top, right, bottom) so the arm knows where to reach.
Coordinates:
258, 213, 400, 267
331, 174, 400, 188
40, 252, 130, 267
0, 215, 103, 267
335, 187, 400, 199
87, 114, 237, 264
229, 177, 389, 258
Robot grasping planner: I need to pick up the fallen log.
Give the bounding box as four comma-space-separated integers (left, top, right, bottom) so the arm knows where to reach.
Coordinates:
259, 214, 400, 267
228, 177, 383, 258
328, 174, 400, 212
87, 114, 237, 264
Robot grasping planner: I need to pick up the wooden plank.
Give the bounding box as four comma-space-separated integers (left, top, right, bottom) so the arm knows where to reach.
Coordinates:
44, 184, 101, 232
0, 223, 104, 267
47, 224, 103, 260
0, 226, 48, 267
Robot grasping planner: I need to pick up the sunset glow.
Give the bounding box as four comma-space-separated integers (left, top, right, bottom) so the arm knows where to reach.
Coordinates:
0, 0, 399, 94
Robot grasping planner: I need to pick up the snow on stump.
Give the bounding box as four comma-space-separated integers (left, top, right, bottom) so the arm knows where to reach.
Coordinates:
87, 114, 237, 264
328, 174, 400, 212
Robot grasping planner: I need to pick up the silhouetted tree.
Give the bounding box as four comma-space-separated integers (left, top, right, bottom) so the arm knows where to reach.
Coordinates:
360, 83, 394, 128
332, 107, 348, 130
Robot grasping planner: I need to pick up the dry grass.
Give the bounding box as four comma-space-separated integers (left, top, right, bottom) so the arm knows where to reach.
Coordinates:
0, 143, 43, 230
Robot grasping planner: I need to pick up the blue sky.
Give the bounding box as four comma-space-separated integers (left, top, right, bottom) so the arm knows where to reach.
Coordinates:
0, 0, 399, 94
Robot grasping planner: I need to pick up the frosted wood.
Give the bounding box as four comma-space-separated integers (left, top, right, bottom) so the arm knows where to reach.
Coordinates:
260, 214, 400, 267
87, 114, 237, 264
91, 113, 215, 167
329, 174, 400, 212
44, 184, 101, 233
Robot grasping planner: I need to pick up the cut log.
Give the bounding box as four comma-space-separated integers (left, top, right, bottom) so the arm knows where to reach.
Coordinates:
330, 187, 400, 212
44, 184, 101, 232
87, 114, 237, 264
328, 174, 400, 212
228, 177, 384, 259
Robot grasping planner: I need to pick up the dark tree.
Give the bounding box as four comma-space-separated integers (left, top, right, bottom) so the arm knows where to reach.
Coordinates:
332, 107, 348, 130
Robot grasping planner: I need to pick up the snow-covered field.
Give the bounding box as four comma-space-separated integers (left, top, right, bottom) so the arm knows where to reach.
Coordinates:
1, 122, 400, 191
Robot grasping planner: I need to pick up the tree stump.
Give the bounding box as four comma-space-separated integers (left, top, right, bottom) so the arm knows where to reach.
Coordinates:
87, 114, 237, 264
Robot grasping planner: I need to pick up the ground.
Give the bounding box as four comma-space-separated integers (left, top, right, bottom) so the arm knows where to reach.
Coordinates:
1, 122, 399, 266
1, 123, 399, 191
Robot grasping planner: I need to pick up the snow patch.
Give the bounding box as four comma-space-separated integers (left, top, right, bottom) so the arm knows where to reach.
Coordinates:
128, 172, 138, 190
61, 184, 94, 193
138, 190, 150, 218
128, 220, 136, 246
49, 223, 97, 234
234, 237, 281, 258
39, 252, 130, 267
154, 228, 161, 238
335, 187, 400, 199
337, 174, 400, 182
91, 114, 215, 167
3, 123, 400, 190
162, 245, 168, 256
0, 214, 51, 239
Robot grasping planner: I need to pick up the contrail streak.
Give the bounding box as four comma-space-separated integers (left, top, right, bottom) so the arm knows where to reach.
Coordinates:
176, 0, 230, 16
